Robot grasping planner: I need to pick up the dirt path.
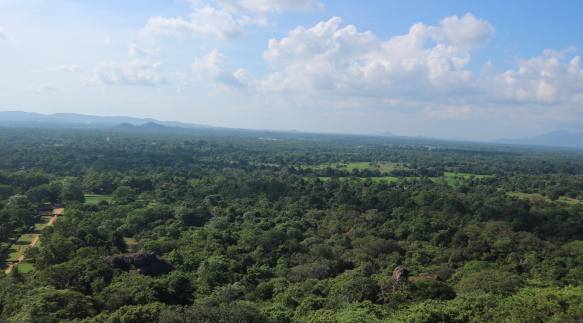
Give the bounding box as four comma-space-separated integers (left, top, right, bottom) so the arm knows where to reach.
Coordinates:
4, 208, 63, 274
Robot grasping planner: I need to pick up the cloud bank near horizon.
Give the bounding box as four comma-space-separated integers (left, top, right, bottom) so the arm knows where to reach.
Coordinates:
1, 1, 582, 140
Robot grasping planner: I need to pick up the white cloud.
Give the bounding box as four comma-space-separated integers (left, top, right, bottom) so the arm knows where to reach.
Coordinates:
257, 15, 583, 123
31, 83, 59, 93
142, 0, 322, 40
438, 13, 494, 47
484, 54, 583, 105
213, 0, 323, 14
0, 27, 6, 41
47, 64, 82, 73
191, 49, 249, 88
261, 16, 485, 98
128, 43, 152, 57
143, 7, 243, 39
86, 59, 167, 86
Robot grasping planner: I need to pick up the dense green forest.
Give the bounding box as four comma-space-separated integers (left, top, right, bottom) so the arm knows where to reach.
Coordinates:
1, 126, 583, 322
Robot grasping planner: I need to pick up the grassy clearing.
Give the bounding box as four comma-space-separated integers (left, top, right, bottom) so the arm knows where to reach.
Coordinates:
1, 215, 54, 265
370, 177, 400, 182
5, 246, 24, 262
85, 194, 112, 204
507, 192, 545, 199
5, 232, 37, 261
557, 197, 583, 205
17, 263, 36, 273
443, 172, 491, 179
0, 230, 24, 253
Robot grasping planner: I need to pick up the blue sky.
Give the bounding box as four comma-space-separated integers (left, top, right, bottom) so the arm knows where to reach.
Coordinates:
1, 0, 583, 140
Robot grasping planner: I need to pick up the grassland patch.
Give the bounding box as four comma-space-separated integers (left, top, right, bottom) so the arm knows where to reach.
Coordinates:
85, 194, 112, 204
17, 263, 36, 273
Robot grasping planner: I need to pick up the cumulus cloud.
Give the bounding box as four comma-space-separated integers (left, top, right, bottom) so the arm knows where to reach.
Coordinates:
86, 59, 167, 86
438, 14, 494, 47
46, 64, 81, 73
261, 16, 486, 98
143, 7, 243, 39
213, 0, 323, 14
192, 49, 249, 88
257, 14, 583, 123
31, 83, 59, 93
142, 0, 323, 40
128, 43, 152, 57
483, 52, 583, 105
261, 17, 378, 95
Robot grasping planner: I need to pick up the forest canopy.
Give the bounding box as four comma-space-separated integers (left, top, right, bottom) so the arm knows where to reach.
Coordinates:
1, 126, 583, 322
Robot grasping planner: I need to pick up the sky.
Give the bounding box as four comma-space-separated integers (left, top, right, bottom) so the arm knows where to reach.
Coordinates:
1, 0, 583, 141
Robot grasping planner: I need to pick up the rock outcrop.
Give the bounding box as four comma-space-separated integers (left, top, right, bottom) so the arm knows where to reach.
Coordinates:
392, 266, 410, 281
104, 252, 174, 276
377, 266, 443, 304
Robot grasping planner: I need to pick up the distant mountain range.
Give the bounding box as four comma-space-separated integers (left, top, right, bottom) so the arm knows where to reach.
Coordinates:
0, 111, 211, 129
371, 131, 398, 137
1, 111, 583, 149
374, 128, 583, 149
494, 130, 583, 149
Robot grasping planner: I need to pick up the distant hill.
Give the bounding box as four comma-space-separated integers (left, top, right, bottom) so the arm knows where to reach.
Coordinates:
0, 111, 211, 129
371, 131, 398, 137
495, 130, 583, 149
3, 111, 583, 150
114, 121, 192, 134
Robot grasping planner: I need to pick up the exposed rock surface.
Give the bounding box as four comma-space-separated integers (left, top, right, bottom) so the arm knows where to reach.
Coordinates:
392, 266, 410, 281
377, 266, 443, 304
104, 252, 174, 276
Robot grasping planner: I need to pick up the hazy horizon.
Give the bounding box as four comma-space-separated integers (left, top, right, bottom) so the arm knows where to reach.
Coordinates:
2, 1, 583, 141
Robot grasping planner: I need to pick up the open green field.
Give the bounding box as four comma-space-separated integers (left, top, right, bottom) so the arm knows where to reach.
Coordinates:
442, 172, 491, 179
370, 176, 400, 182
85, 194, 113, 204
17, 263, 36, 273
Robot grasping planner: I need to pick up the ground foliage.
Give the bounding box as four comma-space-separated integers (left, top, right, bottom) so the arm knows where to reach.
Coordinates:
1, 127, 583, 322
